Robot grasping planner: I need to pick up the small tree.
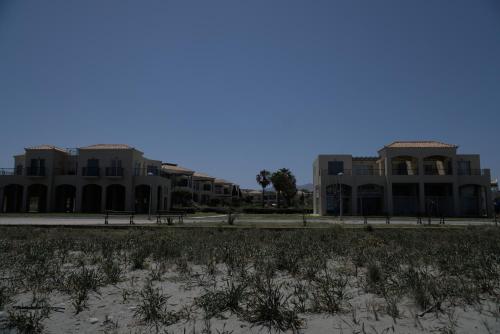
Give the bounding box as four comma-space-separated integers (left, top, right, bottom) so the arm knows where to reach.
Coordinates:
256, 170, 271, 208
271, 168, 297, 208
171, 190, 192, 207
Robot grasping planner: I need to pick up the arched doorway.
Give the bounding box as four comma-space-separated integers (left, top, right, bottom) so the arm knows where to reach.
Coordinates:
27, 184, 47, 213
326, 184, 352, 215
135, 185, 150, 213
2, 184, 23, 213
358, 184, 384, 216
106, 184, 126, 211
82, 184, 102, 213
55, 185, 76, 212
392, 183, 419, 216
459, 184, 485, 216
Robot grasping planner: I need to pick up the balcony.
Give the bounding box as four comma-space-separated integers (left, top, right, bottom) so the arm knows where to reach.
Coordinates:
133, 167, 159, 176
392, 168, 419, 176
353, 168, 384, 176
26, 166, 46, 177
423, 166, 453, 176
458, 169, 488, 176
82, 167, 100, 177
322, 169, 352, 176
0, 168, 17, 176
54, 168, 77, 176
105, 167, 124, 177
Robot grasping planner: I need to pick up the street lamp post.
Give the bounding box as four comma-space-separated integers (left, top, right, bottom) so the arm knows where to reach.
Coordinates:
337, 172, 343, 221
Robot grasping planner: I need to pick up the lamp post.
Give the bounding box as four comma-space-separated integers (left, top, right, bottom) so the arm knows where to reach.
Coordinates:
337, 172, 343, 221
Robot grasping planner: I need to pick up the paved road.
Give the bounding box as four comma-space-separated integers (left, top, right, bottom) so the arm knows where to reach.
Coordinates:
0, 215, 496, 226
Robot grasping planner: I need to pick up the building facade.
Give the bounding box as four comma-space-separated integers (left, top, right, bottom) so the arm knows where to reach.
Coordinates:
313, 141, 494, 217
0, 144, 172, 213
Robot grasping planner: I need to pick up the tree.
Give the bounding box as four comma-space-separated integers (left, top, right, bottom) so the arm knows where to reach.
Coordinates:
171, 190, 192, 207
271, 168, 297, 208
256, 169, 271, 208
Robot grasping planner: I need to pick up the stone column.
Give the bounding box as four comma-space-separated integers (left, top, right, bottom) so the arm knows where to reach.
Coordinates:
125, 186, 134, 212
22, 185, 28, 212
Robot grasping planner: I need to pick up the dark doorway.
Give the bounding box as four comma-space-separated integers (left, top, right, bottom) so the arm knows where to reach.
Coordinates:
106, 184, 126, 211
2, 184, 23, 213
358, 184, 384, 216
27, 184, 47, 212
135, 185, 150, 213
82, 184, 102, 213
55, 185, 76, 212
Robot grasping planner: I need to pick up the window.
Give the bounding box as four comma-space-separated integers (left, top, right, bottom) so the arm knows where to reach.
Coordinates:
458, 161, 471, 175
203, 184, 212, 191
28, 159, 45, 176
111, 159, 122, 168
328, 161, 344, 175
85, 159, 99, 176
147, 165, 158, 176
87, 159, 99, 168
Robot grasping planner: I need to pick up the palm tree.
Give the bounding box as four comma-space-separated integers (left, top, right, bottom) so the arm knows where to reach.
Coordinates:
271, 168, 297, 208
256, 170, 271, 207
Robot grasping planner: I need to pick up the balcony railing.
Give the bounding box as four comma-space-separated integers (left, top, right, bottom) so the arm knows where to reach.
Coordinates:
133, 168, 159, 176
82, 167, 100, 177
458, 169, 488, 176
54, 168, 78, 176
0, 168, 17, 176
322, 169, 353, 176
423, 167, 453, 175
353, 169, 384, 176
105, 167, 124, 177
392, 168, 419, 176
26, 166, 46, 177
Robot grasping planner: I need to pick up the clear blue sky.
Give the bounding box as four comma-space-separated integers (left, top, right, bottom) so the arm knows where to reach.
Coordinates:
1, 0, 499, 188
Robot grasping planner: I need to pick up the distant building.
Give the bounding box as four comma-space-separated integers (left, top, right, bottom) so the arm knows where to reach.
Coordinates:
241, 189, 277, 206
0, 145, 241, 213
0, 144, 171, 213
313, 141, 494, 217
160, 163, 240, 207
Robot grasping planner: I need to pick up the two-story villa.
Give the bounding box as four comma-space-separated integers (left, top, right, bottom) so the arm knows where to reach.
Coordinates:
0, 144, 171, 213
313, 141, 493, 217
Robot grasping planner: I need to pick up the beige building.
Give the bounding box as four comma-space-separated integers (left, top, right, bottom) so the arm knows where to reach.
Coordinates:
313, 141, 494, 217
214, 179, 241, 205
161, 163, 194, 195
0, 144, 171, 213
192, 172, 216, 205
161, 163, 241, 206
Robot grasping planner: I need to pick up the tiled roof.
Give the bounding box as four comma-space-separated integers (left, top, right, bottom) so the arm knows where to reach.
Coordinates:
384, 141, 457, 148
214, 178, 232, 184
193, 172, 215, 179
80, 144, 133, 150
25, 145, 68, 153
161, 163, 194, 174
